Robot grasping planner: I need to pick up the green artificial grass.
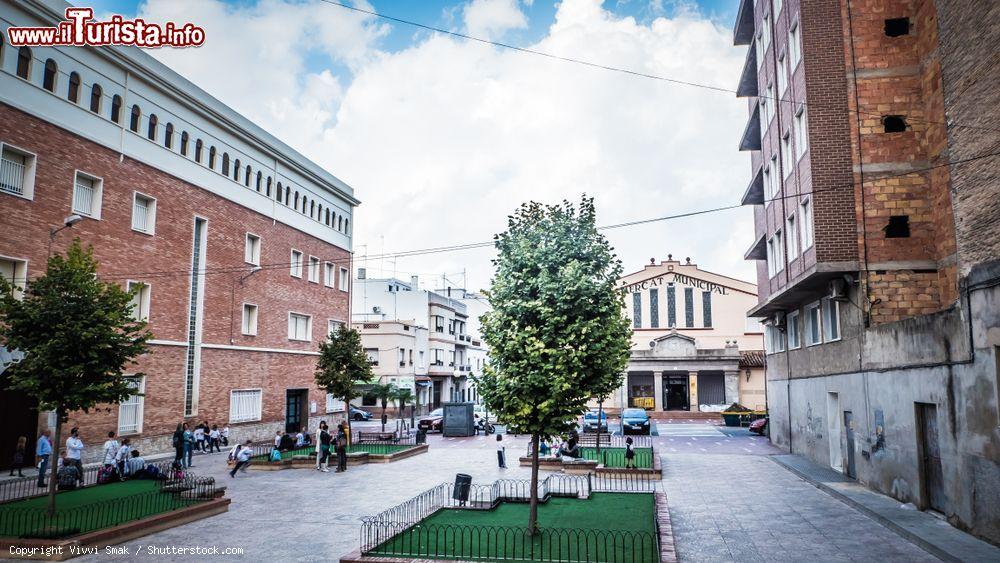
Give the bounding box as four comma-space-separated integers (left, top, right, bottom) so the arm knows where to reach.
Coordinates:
0, 480, 197, 539
254, 443, 417, 462
369, 492, 658, 562
578, 447, 654, 469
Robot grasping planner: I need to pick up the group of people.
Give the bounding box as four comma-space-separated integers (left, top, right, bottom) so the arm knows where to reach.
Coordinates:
315, 421, 349, 473
171, 422, 229, 468
18, 427, 157, 490
273, 427, 312, 452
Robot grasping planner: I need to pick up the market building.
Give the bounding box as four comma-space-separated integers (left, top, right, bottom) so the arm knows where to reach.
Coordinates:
733, 0, 1000, 542
601, 256, 766, 415
0, 0, 358, 464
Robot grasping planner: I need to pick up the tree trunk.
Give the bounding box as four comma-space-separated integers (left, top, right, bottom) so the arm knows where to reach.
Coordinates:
47, 410, 63, 517
381, 402, 387, 432
595, 399, 604, 458
528, 433, 540, 536
345, 395, 353, 445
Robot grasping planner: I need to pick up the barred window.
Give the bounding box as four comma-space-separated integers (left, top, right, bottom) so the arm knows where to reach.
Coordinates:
702, 291, 713, 328
632, 292, 642, 329
117, 377, 145, 435
684, 287, 694, 327
230, 389, 262, 423
649, 288, 659, 329
666, 284, 676, 327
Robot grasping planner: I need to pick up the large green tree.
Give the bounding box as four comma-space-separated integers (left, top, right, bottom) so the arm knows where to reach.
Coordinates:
476, 197, 632, 534
0, 240, 151, 515
315, 325, 373, 440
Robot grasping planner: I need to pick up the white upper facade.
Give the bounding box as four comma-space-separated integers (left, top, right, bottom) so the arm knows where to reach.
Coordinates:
0, 0, 357, 249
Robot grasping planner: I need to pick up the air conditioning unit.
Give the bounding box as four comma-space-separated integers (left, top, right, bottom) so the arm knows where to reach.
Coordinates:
828, 278, 848, 301
372, 306, 383, 314
773, 311, 787, 330
357, 267, 367, 279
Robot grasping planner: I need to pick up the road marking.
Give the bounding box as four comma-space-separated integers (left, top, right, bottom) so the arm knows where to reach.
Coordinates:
743, 448, 752, 453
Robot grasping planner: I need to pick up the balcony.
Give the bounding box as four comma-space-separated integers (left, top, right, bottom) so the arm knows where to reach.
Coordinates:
733, 0, 755, 45
736, 44, 758, 98
741, 164, 764, 205
740, 103, 762, 151
744, 235, 767, 261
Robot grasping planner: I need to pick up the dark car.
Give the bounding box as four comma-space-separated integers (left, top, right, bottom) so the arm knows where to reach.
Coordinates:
581, 410, 609, 433
349, 405, 372, 421
621, 408, 651, 435
418, 408, 444, 432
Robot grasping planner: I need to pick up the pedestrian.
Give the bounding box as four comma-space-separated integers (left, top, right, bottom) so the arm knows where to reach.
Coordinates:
9, 436, 26, 477
221, 425, 230, 447
334, 423, 348, 473
229, 440, 253, 477
65, 427, 84, 475
496, 434, 506, 469
35, 430, 52, 488
172, 424, 185, 467
115, 437, 132, 478
183, 423, 194, 467
317, 422, 331, 472
56, 452, 80, 491
102, 431, 120, 469
273, 430, 282, 448
193, 424, 205, 453
295, 427, 305, 448
624, 436, 636, 469
128, 449, 147, 477
209, 425, 221, 453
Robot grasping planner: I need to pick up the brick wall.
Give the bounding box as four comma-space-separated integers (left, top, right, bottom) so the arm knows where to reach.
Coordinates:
0, 103, 351, 457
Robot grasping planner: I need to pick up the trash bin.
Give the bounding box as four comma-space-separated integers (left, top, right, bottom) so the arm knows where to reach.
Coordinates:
416, 428, 427, 444
453, 473, 472, 503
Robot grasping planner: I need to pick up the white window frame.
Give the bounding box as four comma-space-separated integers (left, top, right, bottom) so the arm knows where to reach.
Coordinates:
242, 303, 258, 336
131, 192, 157, 235
365, 348, 380, 366
288, 311, 312, 342
822, 298, 841, 342
786, 214, 798, 258
290, 249, 303, 278
781, 131, 793, 178
325, 393, 345, 413
789, 21, 801, 69
117, 376, 145, 436
0, 255, 29, 301
327, 319, 345, 336
0, 142, 38, 200
800, 198, 814, 249
229, 388, 262, 423
777, 51, 788, 96
795, 105, 808, 158
244, 233, 261, 266
787, 310, 801, 349
126, 280, 151, 322
765, 324, 784, 354
761, 12, 771, 50
759, 93, 769, 133
324, 262, 335, 288
339, 267, 349, 292
72, 170, 103, 219
805, 301, 822, 346
307, 256, 320, 283
774, 0, 783, 18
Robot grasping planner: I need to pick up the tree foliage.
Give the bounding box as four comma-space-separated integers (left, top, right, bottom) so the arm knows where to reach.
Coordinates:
315, 325, 373, 410
0, 240, 151, 514
475, 197, 632, 532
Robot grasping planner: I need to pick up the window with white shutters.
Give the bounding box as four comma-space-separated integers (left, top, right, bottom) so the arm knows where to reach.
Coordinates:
339, 267, 349, 291
290, 250, 303, 277
288, 312, 311, 341
132, 193, 156, 234
230, 389, 262, 423
73, 174, 100, 217
245, 234, 260, 265
117, 376, 145, 435
326, 393, 345, 413
308, 256, 320, 283
242, 304, 258, 336
0, 146, 35, 198
324, 262, 335, 287
127, 281, 150, 321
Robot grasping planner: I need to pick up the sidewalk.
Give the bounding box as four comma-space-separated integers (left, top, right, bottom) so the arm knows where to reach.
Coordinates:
772, 454, 1000, 563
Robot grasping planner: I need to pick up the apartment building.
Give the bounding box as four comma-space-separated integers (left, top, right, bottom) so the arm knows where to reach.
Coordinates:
0, 0, 357, 464
605, 256, 766, 414
353, 275, 489, 412
734, 0, 1000, 542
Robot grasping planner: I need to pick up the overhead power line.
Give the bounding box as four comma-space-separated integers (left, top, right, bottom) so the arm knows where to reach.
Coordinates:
317, 0, 1000, 135
73, 149, 998, 283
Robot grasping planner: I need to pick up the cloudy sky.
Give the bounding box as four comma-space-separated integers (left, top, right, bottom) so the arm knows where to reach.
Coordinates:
87, 0, 754, 290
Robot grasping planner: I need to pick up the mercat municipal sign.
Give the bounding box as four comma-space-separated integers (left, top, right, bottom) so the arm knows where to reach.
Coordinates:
620, 272, 728, 295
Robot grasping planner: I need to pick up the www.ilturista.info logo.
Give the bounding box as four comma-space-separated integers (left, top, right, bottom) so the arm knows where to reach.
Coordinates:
6, 8, 205, 48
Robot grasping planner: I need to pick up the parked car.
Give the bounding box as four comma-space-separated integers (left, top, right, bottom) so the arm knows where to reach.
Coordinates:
349, 405, 373, 421
621, 408, 651, 435
581, 410, 609, 433
418, 408, 445, 432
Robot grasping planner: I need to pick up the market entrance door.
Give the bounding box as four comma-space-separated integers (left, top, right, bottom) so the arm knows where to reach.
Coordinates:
663, 375, 689, 410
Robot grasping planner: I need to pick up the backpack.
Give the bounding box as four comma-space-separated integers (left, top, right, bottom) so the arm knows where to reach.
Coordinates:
97, 465, 115, 484
269, 449, 282, 462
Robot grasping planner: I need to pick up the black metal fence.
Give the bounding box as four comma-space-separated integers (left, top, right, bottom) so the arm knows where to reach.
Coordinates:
0, 475, 217, 539
0, 459, 178, 503
360, 474, 658, 561
354, 432, 417, 446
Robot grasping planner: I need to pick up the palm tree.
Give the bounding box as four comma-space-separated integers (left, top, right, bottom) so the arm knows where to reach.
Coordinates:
394, 387, 416, 428
370, 382, 396, 432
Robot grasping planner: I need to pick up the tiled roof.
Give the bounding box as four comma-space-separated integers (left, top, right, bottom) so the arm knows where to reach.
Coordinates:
739, 350, 766, 368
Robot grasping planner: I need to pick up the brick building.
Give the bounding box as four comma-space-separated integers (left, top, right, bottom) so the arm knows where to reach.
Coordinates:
0, 0, 358, 464
734, 0, 999, 542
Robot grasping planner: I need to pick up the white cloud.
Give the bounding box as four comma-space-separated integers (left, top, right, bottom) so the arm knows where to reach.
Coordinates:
140, 0, 756, 291
462, 0, 528, 39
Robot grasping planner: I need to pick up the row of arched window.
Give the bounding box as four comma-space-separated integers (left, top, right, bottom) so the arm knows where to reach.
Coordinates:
5, 41, 351, 236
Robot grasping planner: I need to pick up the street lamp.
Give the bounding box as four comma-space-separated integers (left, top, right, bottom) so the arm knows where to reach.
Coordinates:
47, 214, 83, 257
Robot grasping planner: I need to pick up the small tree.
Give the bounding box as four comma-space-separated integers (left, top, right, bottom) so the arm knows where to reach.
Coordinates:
315, 325, 373, 443
476, 198, 632, 534
370, 382, 396, 432
0, 240, 151, 516
394, 386, 416, 428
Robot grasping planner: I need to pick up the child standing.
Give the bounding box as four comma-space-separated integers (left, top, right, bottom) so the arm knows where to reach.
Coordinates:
221, 426, 230, 447
496, 434, 506, 469
624, 436, 636, 469
209, 425, 221, 453
193, 425, 206, 452
9, 436, 26, 477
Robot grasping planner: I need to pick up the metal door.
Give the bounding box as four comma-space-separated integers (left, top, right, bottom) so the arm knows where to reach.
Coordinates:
917, 403, 945, 512
844, 411, 856, 479
285, 390, 304, 434
697, 372, 726, 406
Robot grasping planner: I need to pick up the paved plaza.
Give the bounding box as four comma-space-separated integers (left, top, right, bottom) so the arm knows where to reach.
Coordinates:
73, 421, 961, 562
